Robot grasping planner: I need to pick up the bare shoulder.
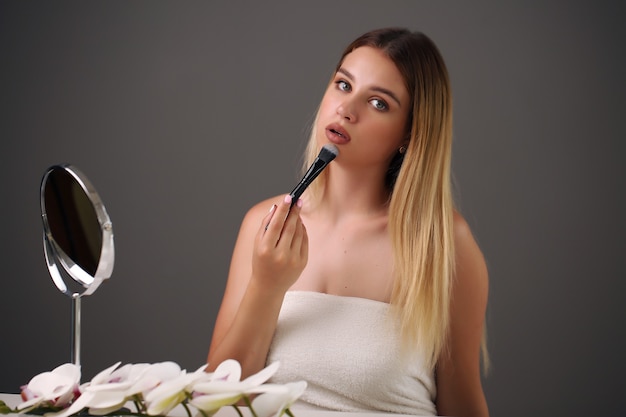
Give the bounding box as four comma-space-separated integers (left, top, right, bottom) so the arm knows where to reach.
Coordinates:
216, 194, 287, 295
435, 211, 489, 416
240, 194, 285, 231
452, 211, 488, 289
450, 210, 488, 329
229, 194, 286, 266
452, 211, 478, 248
246, 194, 284, 217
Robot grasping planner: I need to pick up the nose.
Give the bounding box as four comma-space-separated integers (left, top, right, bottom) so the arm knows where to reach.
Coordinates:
336, 99, 357, 122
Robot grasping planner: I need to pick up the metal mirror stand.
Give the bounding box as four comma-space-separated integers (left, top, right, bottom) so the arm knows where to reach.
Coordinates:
40, 164, 114, 367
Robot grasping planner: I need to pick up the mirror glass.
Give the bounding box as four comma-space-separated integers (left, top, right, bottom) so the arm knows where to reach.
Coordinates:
40, 164, 114, 366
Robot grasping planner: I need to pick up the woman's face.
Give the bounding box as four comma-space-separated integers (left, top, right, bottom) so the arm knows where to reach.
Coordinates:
317, 46, 410, 170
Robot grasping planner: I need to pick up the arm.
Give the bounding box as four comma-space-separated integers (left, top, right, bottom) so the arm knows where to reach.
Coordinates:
207, 195, 308, 377
435, 212, 489, 417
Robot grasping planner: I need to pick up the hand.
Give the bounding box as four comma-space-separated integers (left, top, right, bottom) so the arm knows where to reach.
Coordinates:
251, 195, 308, 293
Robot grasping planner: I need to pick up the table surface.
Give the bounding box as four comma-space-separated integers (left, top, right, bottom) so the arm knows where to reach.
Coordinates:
0, 393, 422, 417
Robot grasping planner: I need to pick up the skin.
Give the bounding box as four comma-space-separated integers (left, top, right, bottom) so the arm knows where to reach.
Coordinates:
208, 46, 489, 417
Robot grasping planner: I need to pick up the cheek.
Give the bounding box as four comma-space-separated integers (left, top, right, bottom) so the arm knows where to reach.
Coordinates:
318, 92, 337, 118
369, 118, 406, 146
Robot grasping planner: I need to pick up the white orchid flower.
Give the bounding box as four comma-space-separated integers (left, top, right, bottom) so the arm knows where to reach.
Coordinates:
251, 381, 307, 417
144, 364, 208, 416
85, 361, 186, 415
42, 362, 129, 417
46, 391, 100, 417
127, 361, 184, 398
48, 362, 187, 417
189, 361, 281, 414
79, 362, 142, 415
17, 363, 80, 412
11, 360, 306, 417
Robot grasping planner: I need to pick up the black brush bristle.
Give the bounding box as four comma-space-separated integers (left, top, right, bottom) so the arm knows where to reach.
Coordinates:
318, 144, 339, 163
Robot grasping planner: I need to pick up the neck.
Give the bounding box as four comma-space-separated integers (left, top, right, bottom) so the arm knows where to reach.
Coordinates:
306, 163, 391, 221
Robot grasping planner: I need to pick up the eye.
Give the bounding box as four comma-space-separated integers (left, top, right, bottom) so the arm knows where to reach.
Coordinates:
335, 80, 351, 92
370, 98, 389, 111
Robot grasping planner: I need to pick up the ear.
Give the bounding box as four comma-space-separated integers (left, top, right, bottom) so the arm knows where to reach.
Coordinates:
401, 137, 410, 149
398, 131, 411, 154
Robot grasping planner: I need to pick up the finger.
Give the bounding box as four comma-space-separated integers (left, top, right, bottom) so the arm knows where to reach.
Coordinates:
264, 195, 293, 243
258, 204, 277, 238
261, 204, 276, 233
277, 197, 303, 248
291, 216, 304, 249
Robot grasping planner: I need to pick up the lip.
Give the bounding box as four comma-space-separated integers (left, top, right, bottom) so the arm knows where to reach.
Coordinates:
325, 123, 351, 145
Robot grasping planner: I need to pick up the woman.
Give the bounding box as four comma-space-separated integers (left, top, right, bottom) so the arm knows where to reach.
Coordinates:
208, 28, 489, 417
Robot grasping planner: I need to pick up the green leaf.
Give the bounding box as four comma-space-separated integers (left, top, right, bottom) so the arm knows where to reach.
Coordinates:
20, 406, 63, 415
0, 400, 16, 415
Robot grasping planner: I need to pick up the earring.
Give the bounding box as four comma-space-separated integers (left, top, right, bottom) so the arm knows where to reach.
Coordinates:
398, 145, 407, 154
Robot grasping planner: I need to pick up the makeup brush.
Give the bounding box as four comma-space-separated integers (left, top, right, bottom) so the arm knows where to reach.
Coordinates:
288, 144, 339, 207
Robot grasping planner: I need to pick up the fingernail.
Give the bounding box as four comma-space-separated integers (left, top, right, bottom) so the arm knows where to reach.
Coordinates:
296, 198, 303, 208
268, 204, 276, 213
284, 195, 292, 204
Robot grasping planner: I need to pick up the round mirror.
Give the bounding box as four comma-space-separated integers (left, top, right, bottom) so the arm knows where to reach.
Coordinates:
40, 164, 114, 366
41, 164, 114, 297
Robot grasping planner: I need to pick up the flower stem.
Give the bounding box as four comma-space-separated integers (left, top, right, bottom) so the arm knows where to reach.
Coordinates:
181, 402, 193, 417
133, 395, 146, 413
232, 405, 245, 417
243, 396, 258, 417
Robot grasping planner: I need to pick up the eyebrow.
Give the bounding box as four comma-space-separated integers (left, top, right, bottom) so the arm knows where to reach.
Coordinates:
337, 67, 403, 107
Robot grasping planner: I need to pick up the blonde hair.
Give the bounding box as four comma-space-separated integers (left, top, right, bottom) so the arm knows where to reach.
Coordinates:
302, 28, 478, 371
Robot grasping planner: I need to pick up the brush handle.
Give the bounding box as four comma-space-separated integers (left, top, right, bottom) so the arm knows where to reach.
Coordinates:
288, 144, 338, 208
289, 158, 328, 207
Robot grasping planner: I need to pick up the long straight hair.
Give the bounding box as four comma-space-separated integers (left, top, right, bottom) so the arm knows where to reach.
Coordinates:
303, 28, 457, 371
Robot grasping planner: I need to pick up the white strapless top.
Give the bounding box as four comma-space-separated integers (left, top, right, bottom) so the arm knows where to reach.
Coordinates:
267, 291, 437, 415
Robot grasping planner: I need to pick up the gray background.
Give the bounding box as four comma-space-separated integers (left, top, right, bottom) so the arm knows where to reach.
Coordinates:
1, 1, 624, 416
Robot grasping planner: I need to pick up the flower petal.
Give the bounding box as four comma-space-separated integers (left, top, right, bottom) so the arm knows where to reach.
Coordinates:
88, 362, 121, 386
251, 391, 289, 417
246, 383, 296, 395
251, 381, 307, 417
82, 390, 128, 409
212, 359, 241, 382
85, 381, 132, 393
192, 361, 281, 396
26, 372, 70, 398
241, 361, 280, 387
128, 362, 183, 397
144, 371, 199, 416
146, 390, 186, 416
189, 392, 242, 413
44, 391, 94, 417
50, 364, 81, 386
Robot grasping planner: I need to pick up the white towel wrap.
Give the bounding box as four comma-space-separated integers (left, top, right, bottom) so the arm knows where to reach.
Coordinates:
267, 291, 437, 416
